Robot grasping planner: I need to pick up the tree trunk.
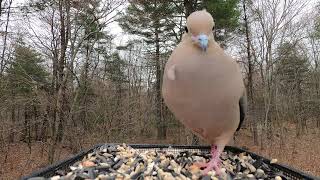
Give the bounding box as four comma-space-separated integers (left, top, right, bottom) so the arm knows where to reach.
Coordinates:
0, 0, 13, 75
8, 104, 15, 143
155, 13, 166, 140
34, 104, 40, 141
48, 0, 71, 164
0, 0, 3, 17
242, 0, 258, 145
243, 0, 254, 103
184, 0, 199, 18
155, 41, 166, 139
23, 106, 32, 149
40, 107, 49, 142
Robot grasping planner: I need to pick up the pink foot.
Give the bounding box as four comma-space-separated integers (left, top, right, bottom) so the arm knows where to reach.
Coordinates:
193, 145, 222, 175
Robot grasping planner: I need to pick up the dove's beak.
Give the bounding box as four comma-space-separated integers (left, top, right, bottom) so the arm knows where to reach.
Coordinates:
198, 34, 208, 52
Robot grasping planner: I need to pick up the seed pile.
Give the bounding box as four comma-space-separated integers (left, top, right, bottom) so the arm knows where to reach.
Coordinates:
28, 144, 287, 180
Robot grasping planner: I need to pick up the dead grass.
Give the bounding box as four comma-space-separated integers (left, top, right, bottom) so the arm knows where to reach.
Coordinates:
234, 121, 320, 177
0, 121, 319, 179
0, 143, 73, 180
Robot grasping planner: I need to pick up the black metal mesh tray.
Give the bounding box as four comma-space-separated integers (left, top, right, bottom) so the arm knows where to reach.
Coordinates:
21, 144, 319, 180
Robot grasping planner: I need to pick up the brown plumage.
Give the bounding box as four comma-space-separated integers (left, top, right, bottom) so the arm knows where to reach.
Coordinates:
162, 9, 246, 174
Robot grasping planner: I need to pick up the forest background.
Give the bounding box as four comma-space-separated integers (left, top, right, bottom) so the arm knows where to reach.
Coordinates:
0, 0, 319, 179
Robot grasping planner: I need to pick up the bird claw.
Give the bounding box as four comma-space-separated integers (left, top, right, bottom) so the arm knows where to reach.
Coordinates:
193, 159, 221, 175
203, 161, 221, 175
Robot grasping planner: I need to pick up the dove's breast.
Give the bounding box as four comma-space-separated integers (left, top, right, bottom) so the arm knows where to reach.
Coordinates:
162, 43, 244, 143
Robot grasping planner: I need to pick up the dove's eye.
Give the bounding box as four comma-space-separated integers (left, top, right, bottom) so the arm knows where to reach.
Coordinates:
212, 26, 215, 31
185, 26, 189, 33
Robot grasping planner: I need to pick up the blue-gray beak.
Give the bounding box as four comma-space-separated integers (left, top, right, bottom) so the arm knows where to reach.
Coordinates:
198, 34, 209, 51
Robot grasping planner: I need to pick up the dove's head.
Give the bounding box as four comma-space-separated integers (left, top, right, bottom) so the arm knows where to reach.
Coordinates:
186, 9, 215, 52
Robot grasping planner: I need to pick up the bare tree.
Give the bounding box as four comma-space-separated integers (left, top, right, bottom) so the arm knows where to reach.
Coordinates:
242, 0, 307, 148
0, 0, 13, 75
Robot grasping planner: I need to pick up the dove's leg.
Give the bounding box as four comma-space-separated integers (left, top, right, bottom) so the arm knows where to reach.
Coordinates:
193, 145, 222, 175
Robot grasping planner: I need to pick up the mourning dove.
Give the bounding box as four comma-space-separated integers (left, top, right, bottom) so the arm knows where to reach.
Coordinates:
162, 10, 247, 174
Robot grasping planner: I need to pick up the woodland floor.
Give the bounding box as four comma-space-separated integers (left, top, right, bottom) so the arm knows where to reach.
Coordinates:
0, 121, 319, 180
